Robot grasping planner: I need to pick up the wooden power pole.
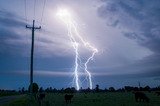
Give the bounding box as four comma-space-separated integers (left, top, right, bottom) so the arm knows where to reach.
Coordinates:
26, 20, 41, 94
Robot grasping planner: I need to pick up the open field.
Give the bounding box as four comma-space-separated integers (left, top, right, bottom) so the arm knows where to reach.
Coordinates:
1, 92, 160, 106
0, 92, 20, 97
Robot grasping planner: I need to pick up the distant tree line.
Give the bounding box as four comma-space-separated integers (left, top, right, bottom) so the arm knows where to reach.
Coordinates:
0, 89, 20, 96
26, 83, 160, 93
1, 83, 160, 94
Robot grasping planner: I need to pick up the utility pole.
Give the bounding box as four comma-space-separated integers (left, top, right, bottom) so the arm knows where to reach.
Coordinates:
138, 81, 141, 91
26, 20, 41, 94
138, 82, 141, 88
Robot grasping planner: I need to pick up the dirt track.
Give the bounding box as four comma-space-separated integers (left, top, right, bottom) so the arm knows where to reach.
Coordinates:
0, 95, 25, 105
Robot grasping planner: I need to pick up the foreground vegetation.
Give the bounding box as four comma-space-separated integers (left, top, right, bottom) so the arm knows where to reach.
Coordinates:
2, 95, 28, 106
2, 92, 160, 106
0, 91, 20, 97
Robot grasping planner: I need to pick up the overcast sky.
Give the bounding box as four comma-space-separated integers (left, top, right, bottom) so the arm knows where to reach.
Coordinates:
0, 0, 160, 90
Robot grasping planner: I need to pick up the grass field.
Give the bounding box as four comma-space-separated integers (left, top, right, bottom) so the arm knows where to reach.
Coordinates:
2, 92, 160, 106
0, 92, 20, 97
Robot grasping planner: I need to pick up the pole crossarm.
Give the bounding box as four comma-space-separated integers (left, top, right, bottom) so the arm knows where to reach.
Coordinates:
26, 25, 41, 29
26, 20, 41, 30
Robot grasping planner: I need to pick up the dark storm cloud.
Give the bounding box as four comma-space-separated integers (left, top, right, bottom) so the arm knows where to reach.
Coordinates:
0, 27, 19, 39
0, 10, 26, 38
97, 0, 160, 76
0, 9, 72, 57
0, 10, 28, 55
98, 0, 160, 53
0, 10, 26, 28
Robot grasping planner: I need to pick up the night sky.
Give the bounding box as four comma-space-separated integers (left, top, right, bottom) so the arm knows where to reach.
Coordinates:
0, 0, 160, 90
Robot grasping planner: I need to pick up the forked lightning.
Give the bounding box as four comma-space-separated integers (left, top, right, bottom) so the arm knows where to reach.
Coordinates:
57, 8, 98, 90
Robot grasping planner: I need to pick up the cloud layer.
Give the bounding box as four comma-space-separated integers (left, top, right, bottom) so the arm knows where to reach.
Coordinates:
98, 0, 160, 54
97, 0, 160, 77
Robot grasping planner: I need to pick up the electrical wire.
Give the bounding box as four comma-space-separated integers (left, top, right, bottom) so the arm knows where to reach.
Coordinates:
24, 0, 30, 75
24, 0, 27, 22
40, 0, 47, 25
33, 0, 37, 20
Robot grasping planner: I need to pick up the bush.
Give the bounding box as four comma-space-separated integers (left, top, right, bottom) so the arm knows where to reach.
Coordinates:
28, 83, 39, 93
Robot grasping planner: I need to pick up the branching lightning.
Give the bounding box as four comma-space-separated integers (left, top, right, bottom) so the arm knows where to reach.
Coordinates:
56, 8, 98, 90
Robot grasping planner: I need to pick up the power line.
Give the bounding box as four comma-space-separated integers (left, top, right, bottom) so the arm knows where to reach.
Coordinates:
33, 0, 37, 20
24, 0, 27, 22
40, 0, 47, 25
24, 0, 30, 71
26, 0, 47, 25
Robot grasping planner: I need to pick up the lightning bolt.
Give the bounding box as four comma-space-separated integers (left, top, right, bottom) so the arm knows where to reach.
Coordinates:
57, 8, 98, 90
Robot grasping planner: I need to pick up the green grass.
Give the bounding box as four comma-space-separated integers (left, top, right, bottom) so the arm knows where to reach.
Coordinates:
0, 92, 20, 97
2, 92, 160, 106
45, 92, 160, 106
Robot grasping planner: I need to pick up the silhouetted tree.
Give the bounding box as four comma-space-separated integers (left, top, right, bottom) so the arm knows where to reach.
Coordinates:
79, 87, 83, 92
52, 88, 57, 93
117, 88, 125, 92
134, 87, 139, 91
71, 87, 76, 93
39, 87, 44, 93
80, 87, 83, 90
86, 87, 91, 92
21, 87, 25, 93
95, 84, 100, 92
64, 87, 76, 93
109, 87, 115, 92
139, 87, 143, 91
49, 87, 53, 92
104, 88, 109, 92
64, 88, 71, 93
45, 87, 50, 93
144, 86, 150, 91
125, 86, 134, 92
28, 83, 39, 93
158, 86, 160, 90
59, 88, 64, 93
